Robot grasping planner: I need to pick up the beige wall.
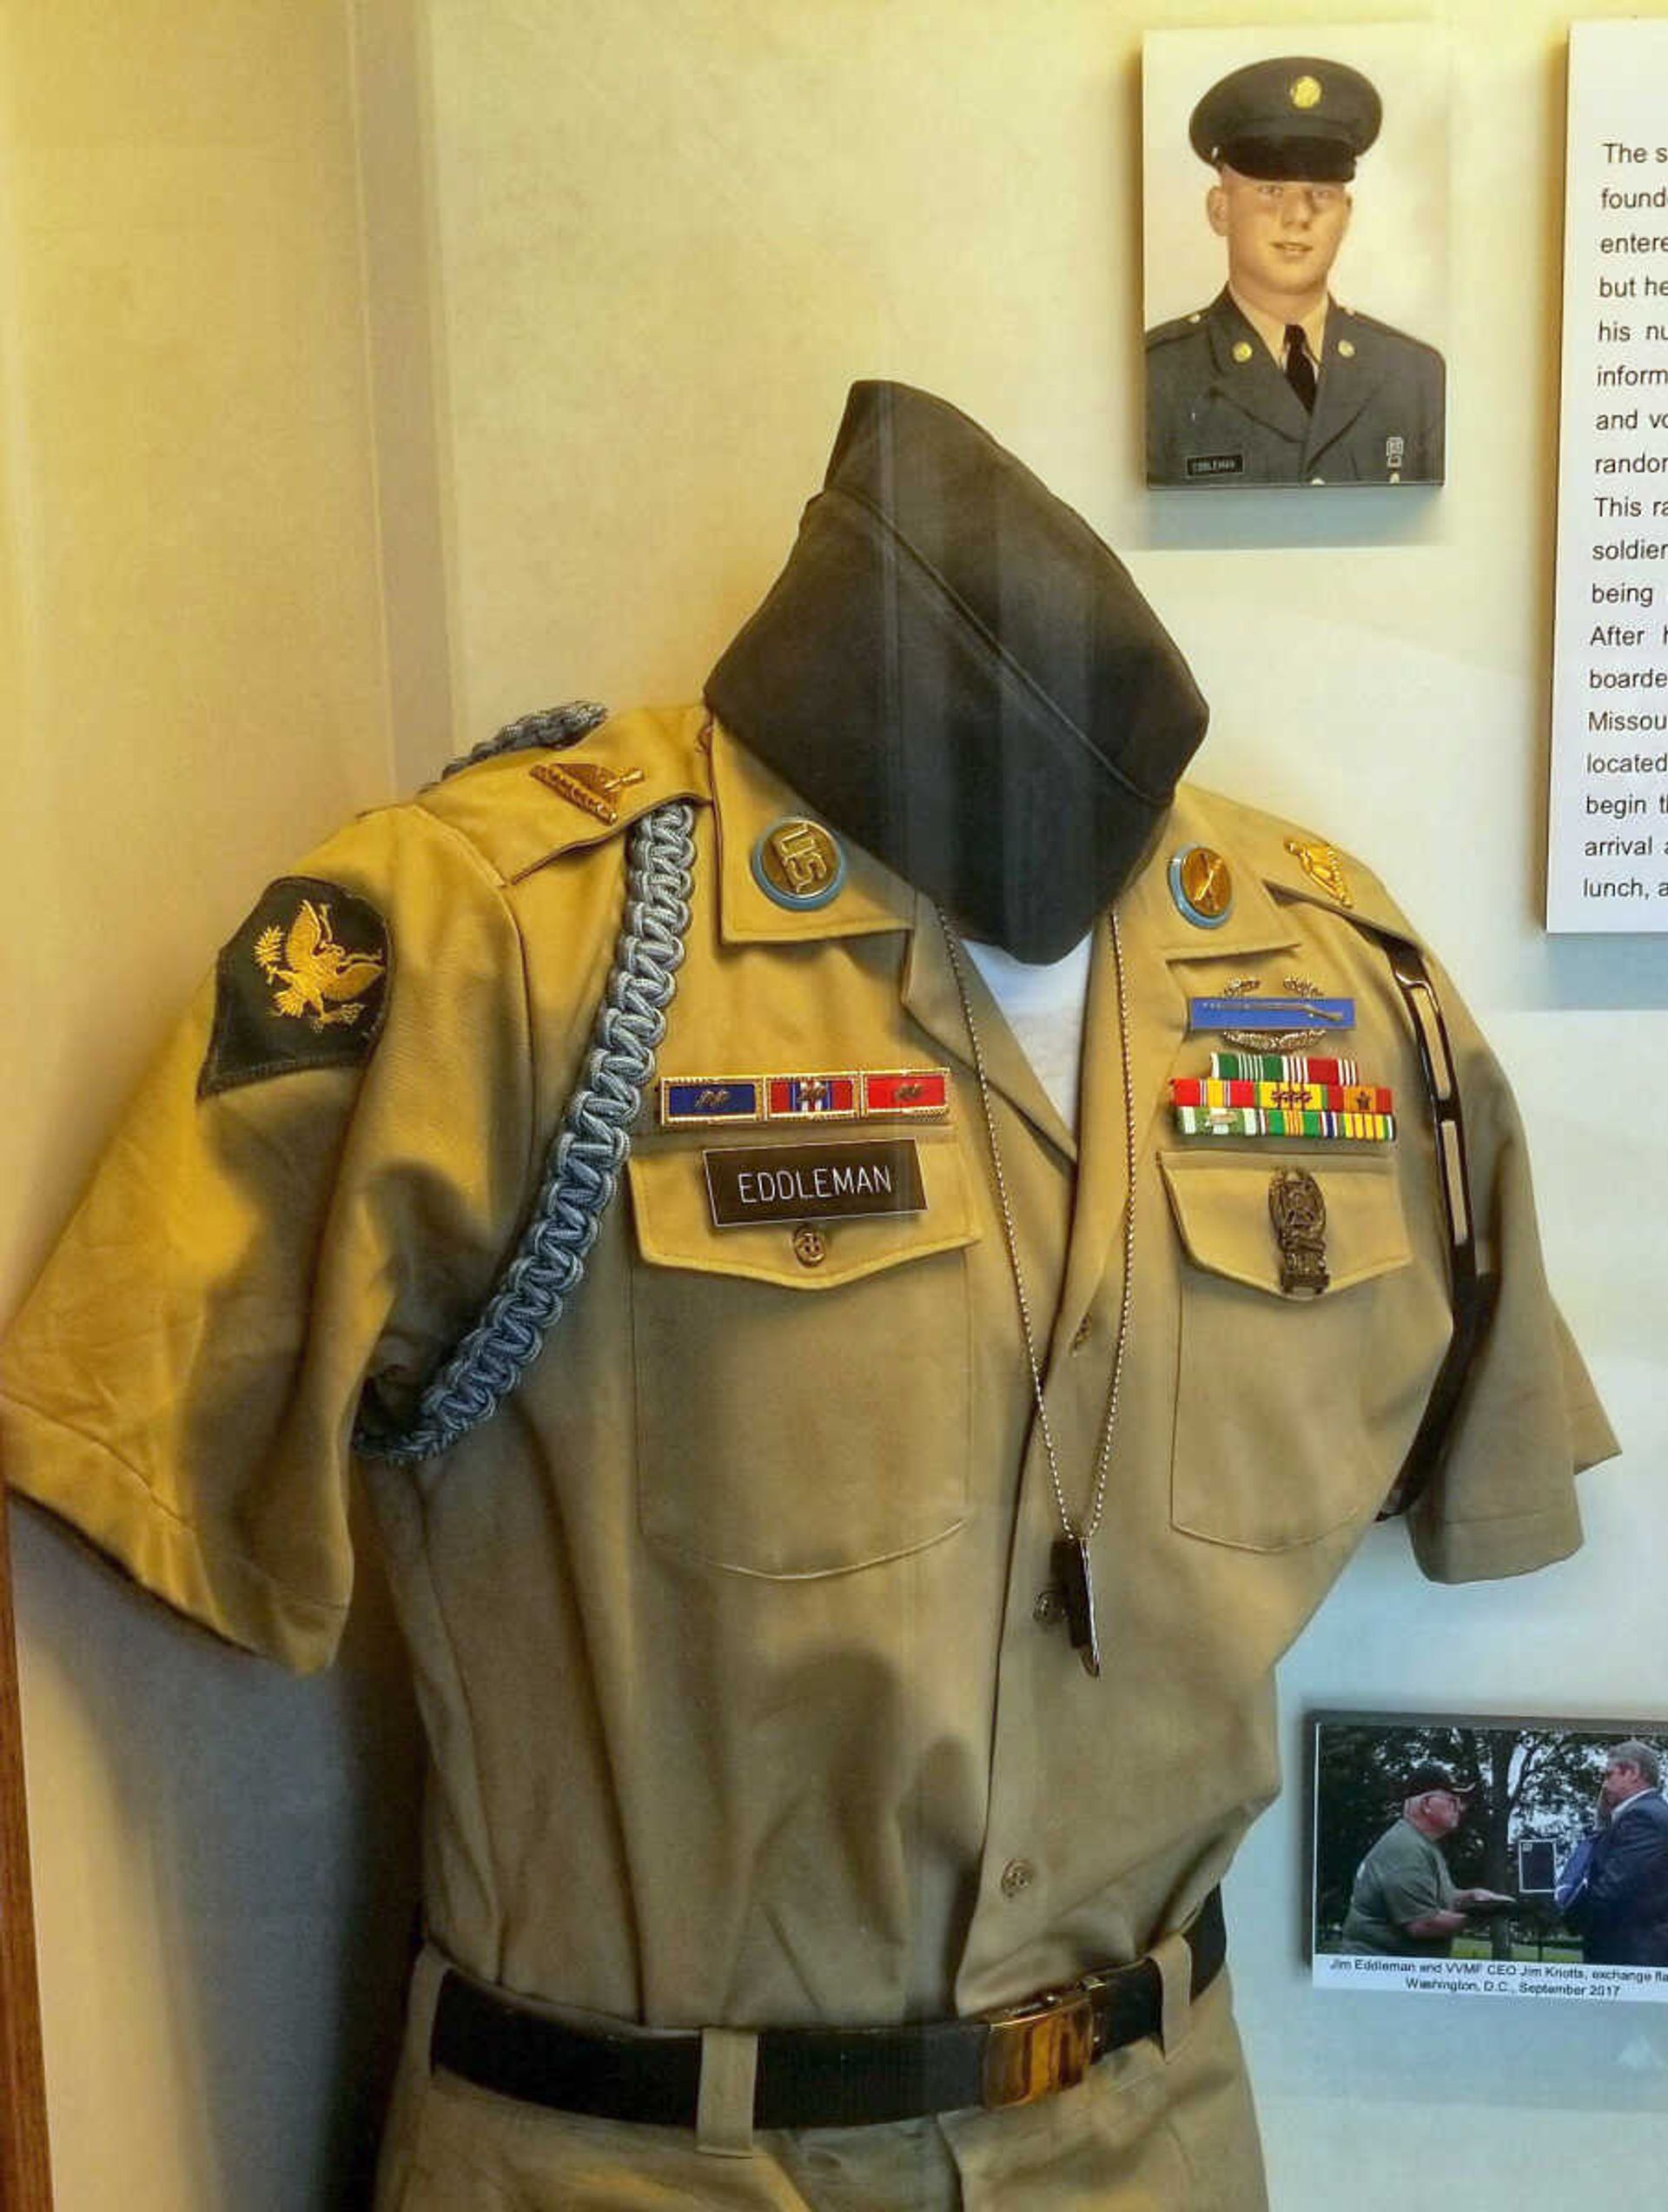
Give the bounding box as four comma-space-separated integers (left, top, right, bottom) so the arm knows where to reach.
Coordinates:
5, 1, 1665, 2205
1, 7, 416, 2207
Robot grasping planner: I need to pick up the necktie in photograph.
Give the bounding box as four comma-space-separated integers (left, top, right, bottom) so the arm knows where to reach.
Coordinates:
1284, 325, 1317, 412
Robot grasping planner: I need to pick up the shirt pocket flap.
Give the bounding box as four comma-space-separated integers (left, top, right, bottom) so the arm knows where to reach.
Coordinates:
627, 1136, 978, 1290
1160, 1150, 1411, 1297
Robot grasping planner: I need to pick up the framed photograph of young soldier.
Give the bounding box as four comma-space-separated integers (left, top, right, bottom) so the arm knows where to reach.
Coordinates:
1309, 1712, 1668, 2001
1142, 27, 1451, 488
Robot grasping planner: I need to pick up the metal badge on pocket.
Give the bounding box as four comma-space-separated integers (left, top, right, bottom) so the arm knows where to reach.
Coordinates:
1269, 1168, 1329, 1295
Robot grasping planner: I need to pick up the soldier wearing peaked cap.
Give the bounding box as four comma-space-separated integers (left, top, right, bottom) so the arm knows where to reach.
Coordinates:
1146, 55, 1446, 487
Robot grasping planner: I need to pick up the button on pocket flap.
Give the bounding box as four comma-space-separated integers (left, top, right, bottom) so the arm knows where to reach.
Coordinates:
1160, 1150, 1411, 1296
628, 1137, 978, 1290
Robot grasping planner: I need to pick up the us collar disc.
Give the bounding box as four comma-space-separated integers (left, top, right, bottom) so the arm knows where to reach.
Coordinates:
751, 818, 846, 911
1169, 846, 1234, 928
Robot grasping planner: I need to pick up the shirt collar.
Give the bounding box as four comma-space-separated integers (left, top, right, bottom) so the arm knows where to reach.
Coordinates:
1610, 1787, 1661, 1825
711, 718, 916, 945
1229, 286, 1332, 368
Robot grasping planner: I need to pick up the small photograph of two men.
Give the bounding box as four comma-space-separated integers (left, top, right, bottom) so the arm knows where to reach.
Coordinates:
1311, 1713, 1668, 1998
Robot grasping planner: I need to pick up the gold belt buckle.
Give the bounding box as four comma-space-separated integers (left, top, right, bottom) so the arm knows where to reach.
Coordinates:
978, 1983, 1097, 2109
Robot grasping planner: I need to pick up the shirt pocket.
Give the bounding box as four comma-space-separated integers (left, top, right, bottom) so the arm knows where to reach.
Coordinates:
626, 1136, 978, 1577
1160, 1149, 1443, 1551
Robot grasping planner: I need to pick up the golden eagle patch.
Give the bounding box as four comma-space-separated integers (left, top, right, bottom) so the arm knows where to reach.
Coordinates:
199, 876, 391, 1097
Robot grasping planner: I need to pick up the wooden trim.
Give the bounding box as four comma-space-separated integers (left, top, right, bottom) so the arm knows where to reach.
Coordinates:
0, 1496, 52, 2210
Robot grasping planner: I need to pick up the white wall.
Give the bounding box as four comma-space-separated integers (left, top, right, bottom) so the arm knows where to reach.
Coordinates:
5, 2, 1665, 2205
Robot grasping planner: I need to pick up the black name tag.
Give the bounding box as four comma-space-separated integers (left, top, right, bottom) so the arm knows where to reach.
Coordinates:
1186, 452, 1245, 478
704, 1141, 926, 1227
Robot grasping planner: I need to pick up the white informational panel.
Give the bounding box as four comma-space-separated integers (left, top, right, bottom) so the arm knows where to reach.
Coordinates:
1549, 19, 1668, 931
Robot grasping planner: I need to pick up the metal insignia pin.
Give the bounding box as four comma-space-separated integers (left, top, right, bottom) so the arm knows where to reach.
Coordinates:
531, 758, 646, 825
751, 818, 846, 911
1269, 1168, 1329, 1295
1168, 845, 1234, 928
1219, 976, 1344, 1051
1283, 836, 1354, 908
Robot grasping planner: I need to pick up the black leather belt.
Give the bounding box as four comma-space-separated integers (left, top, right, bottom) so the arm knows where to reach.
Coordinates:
430, 1887, 1225, 2129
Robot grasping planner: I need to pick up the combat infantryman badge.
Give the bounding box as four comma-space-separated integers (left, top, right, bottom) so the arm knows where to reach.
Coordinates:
1189, 979, 1355, 1047
199, 876, 391, 1098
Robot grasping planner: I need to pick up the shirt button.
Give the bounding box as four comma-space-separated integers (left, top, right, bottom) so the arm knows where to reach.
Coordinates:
1000, 1858, 1035, 1899
791, 1225, 827, 1268
1033, 1586, 1066, 1626
1069, 1313, 1093, 1353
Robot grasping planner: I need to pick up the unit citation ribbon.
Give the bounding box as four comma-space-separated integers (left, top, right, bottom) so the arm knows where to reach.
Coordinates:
660, 1068, 951, 1129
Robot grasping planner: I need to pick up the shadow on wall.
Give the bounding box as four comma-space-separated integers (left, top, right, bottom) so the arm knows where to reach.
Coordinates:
13, 1493, 421, 2210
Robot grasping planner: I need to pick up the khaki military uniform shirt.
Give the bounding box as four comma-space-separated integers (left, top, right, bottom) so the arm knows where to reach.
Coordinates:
1146, 289, 1446, 487
0, 707, 1616, 2209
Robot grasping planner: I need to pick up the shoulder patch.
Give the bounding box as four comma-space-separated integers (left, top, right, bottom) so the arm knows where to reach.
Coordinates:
199, 875, 391, 1098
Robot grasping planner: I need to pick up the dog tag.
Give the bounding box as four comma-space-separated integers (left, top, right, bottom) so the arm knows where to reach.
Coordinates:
1051, 1536, 1102, 1678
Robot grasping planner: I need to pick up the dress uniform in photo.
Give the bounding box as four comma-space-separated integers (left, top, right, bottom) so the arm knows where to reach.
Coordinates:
1146, 57, 1446, 487
0, 384, 1612, 2207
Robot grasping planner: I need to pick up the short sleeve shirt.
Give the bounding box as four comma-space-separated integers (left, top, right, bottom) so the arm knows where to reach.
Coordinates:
0, 708, 1618, 2209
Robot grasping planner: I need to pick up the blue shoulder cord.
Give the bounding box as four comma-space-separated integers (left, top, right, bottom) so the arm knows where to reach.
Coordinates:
352, 703, 696, 1467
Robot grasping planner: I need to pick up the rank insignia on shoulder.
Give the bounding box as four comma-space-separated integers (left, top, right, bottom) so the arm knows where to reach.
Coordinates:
199, 876, 390, 1099
1284, 836, 1354, 907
